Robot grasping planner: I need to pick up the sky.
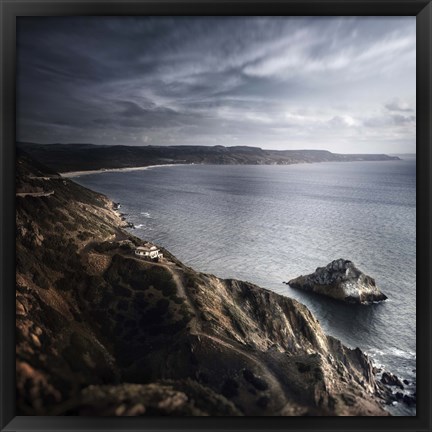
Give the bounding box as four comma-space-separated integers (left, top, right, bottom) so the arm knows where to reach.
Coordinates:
16, 17, 416, 153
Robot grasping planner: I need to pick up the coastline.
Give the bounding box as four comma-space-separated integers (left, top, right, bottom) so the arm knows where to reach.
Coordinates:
60, 163, 191, 178
108, 193, 414, 416
59, 157, 404, 178
94, 168, 416, 416
17, 153, 416, 416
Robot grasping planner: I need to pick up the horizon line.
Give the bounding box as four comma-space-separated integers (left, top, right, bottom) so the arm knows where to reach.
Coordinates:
16, 141, 416, 156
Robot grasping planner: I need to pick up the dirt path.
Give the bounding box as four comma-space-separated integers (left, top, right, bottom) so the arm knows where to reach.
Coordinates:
198, 332, 288, 410
163, 264, 202, 334
16, 191, 55, 198
145, 259, 289, 407
29, 176, 60, 180
128, 255, 202, 334
122, 253, 285, 397
123, 255, 202, 335
114, 251, 290, 409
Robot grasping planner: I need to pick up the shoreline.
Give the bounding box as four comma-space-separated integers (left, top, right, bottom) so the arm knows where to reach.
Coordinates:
59, 157, 407, 178
107, 193, 414, 416
61, 163, 191, 178
104, 173, 415, 416
59, 162, 415, 415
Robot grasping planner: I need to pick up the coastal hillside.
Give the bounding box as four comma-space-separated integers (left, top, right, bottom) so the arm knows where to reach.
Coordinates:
16, 152, 392, 416
18, 142, 400, 173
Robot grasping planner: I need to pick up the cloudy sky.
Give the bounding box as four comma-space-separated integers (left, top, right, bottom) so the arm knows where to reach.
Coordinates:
17, 17, 416, 153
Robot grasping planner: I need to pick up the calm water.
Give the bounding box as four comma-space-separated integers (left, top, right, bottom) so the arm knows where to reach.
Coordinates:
75, 159, 416, 415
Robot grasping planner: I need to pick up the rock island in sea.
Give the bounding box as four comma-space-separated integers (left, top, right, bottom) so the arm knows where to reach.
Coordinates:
287, 259, 388, 304
16, 153, 395, 416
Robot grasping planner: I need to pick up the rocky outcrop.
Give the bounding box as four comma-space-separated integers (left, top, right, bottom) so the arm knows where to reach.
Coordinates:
287, 259, 387, 304
16, 154, 392, 416
381, 372, 404, 389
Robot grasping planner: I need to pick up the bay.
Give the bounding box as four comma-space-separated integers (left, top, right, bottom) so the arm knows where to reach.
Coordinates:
75, 158, 416, 415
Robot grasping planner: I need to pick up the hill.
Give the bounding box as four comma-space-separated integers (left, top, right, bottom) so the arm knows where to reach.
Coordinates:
16, 152, 393, 416
18, 142, 400, 173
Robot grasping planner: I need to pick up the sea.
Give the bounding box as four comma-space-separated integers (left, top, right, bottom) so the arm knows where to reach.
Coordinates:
74, 157, 416, 415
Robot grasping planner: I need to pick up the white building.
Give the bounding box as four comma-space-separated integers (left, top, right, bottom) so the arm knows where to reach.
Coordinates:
135, 244, 163, 260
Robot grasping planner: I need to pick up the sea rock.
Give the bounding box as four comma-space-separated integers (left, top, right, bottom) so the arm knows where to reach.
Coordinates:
381, 372, 404, 389
403, 394, 416, 406
287, 259, 387, 304
391, 391, 415, 407
394, 391, 404, 401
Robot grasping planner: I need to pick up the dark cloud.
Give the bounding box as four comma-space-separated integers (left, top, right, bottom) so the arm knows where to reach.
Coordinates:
93, 100, 202, 130
17, 16, 416, 152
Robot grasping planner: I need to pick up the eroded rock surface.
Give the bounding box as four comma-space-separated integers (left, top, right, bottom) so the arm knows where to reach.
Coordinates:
287, 259, 387, 304
381, 372, 404, 389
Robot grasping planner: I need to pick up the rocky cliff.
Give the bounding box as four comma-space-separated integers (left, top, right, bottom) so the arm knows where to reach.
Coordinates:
16, 153, 391, 416
287, 259, 388, 304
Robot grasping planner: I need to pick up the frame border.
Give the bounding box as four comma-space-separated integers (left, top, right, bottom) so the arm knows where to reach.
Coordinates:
1, 1, 431, 431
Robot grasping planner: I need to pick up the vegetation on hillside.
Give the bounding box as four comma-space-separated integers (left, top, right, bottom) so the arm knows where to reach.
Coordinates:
16, 153, 394, 416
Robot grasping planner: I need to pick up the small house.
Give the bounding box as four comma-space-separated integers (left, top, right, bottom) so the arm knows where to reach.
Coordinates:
135, 244, 163, 261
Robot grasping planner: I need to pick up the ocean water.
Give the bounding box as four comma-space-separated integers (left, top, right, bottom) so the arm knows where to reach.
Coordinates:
74, 158, 416, 415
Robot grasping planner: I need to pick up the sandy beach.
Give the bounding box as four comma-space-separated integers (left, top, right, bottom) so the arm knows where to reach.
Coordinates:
61, 164, 189, 178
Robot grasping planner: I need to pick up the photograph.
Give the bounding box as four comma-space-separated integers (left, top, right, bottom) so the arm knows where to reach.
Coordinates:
15, 15, 417, 417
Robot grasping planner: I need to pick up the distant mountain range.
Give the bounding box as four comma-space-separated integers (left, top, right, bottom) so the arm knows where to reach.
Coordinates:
17, 142, 400, 173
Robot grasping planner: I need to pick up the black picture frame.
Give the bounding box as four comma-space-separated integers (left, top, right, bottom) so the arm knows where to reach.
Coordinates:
1, 1, 430, 431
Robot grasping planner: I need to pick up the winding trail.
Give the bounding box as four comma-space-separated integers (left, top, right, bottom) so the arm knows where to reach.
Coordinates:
129, 255, 202, 335
148, 259, 290, 410
164, 264, 202, 334
16, 191, 55, 198
29, 176, 61, 180
202, 332, 289, 407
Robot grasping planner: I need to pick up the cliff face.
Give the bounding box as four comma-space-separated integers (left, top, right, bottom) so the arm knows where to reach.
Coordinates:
16, 153, 390, 416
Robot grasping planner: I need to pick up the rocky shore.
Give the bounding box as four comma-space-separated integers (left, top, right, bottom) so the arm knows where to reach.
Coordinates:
287, 259, 388, 304
16, 153, 403, 416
